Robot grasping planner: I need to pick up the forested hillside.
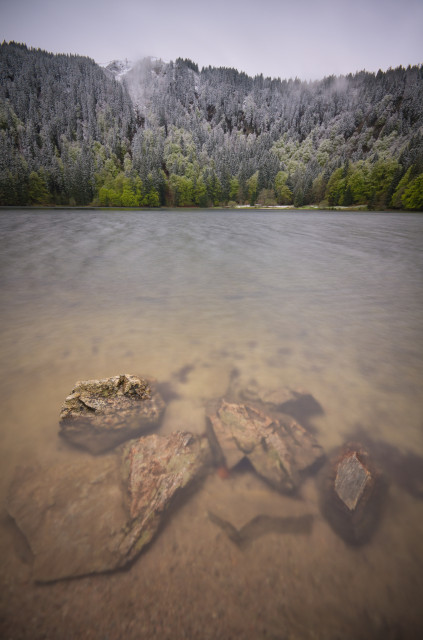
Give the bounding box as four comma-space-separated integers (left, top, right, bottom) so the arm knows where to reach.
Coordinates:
1, 42, 423, 209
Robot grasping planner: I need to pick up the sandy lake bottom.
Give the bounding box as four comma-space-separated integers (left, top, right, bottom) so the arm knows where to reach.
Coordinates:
0, 209, 422, 639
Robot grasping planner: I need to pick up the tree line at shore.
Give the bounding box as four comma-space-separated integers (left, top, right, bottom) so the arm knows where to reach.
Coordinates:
1, 42, 422, 209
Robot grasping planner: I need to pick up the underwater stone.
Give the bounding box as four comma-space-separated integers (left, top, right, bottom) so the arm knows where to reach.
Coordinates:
319, 443, 387, 545
334, 452, 371, 510
6, 456, 126, 582
226, 375, 323, 427
207, 400, 324, 493
118, 432, 212, 561
7, 431, 211, 582
59, 373, 165, 453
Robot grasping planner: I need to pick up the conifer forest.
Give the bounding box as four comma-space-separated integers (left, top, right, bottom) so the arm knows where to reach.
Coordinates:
1, 41, 422, 209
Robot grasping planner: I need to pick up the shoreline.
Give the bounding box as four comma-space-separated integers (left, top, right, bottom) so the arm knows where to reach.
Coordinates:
0, 205, 418, 213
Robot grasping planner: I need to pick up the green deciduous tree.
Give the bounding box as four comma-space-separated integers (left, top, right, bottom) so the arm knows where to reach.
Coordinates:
402, 174, 423, 210
169, 174, 194, 206
194, 176, 208, 207
229, 177, 240, 202
257, 188, 277, 206
274, 171, 293, 204
247, 171, 259, 206
325, 168, 345, 206
391, 167, 413, 208
311, 173, 327, 204
28, 169, 51, 205
206, 173, 222, 207
347, 162, 372, 204
369, 159, 399, 208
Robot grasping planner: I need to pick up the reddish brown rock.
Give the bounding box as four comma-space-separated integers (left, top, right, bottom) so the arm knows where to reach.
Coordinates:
59, 374, 165, 453
319, 442, 387, 545
344, 427, 423, 501
334, 451, 371, 510
207, 400, 324, 493
7, 431, 211, 582
119, 432, 211, 560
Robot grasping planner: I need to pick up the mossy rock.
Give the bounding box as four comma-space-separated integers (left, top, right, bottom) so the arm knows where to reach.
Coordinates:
59, 374, 165, 453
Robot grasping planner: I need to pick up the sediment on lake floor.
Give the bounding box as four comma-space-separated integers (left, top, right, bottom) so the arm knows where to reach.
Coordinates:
7, 371, 415, 583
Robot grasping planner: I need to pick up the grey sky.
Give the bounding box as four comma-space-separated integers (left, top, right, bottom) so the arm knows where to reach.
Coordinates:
1, 0, 422, 80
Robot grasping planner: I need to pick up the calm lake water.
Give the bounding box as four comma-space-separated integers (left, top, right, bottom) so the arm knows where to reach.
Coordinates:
0, 209, 422, 639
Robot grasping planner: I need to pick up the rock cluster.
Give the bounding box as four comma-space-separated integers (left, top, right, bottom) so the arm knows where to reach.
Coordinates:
6, 372, 391, 582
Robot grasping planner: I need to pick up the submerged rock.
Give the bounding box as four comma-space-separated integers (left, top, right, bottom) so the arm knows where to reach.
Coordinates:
207, 400, 324, 493
319, 443, 387, 545
345, 427, 423, 500
226, 374, 323, 428
7, 431, 210, 582
334, 452, 371, 510
59, 374, 165, 453
118, 432, 211, 561
6, 457, 126, 582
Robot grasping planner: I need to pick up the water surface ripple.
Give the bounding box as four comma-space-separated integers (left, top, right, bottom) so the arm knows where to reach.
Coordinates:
0, 208, 422, 638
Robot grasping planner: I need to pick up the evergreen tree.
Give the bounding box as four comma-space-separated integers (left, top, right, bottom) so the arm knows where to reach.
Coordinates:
1, 41, 423, 209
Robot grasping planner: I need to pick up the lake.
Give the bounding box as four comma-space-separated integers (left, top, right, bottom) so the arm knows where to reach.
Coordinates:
1, 209, 422, 638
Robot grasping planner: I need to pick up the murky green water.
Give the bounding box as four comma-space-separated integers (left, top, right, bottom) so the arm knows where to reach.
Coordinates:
1, 209, 423, 638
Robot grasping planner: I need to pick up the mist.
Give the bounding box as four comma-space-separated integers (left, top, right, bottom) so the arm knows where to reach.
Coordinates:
1, 0, 422, 80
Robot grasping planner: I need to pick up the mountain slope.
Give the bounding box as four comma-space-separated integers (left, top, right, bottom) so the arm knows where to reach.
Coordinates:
1, 43, 422, 209
0, 42, 135, 205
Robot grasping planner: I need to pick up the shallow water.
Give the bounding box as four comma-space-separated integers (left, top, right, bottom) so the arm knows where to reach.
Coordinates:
1, 209, 423, 638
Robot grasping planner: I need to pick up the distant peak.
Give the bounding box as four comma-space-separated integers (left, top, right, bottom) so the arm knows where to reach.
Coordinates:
102, 59, 133, 77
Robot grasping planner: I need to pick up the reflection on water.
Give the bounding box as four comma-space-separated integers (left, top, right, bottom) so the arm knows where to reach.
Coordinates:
0, 209, 423, 638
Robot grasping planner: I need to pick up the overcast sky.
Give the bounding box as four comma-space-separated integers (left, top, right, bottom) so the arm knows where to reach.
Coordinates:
1, 0, 422, 80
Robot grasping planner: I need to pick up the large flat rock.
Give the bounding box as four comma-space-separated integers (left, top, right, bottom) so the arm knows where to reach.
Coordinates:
207, 400, 324, 493
6, 456, 126, 582
59, 374, 165, 453
7, 432, 211, 582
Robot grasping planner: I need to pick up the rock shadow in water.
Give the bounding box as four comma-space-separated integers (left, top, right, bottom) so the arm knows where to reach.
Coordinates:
208, 511, 314, 548
348, 426, 423, 501
173, 364, 196, 383
225, 371, 324, 433
155, 380, 181, 403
